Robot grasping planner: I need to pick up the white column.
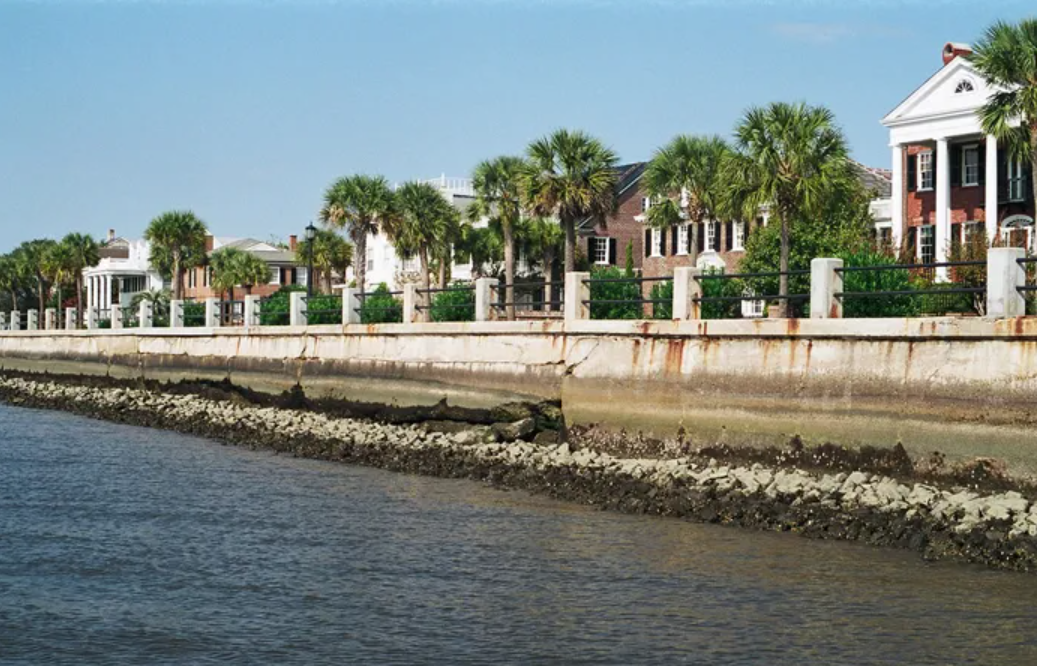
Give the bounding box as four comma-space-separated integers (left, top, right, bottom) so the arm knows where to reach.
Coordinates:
205, 297, 220, 328
289, 292, 307, 327
564, 272, 590, 322
342, 287, 362, 325
672, 267, 702, 320
986, 135, 999, 244
65, 308, 77, 330
169, 300, 184, 328
244, 295, 260, 328
986, 247, 1026, 318
402, 284, 417, 324
890, 143, 905, 249
44, 308, 56, 330
139, 300, 153, 329
86, 276, 93, 310
810, 258, 844, 319
474, 277, 498, 322
935, 137, 951, 281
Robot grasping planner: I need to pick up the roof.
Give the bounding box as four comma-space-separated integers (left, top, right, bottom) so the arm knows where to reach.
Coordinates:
850, 159, 892, 199
210, 237, 296, 263
576, 161, 647, 230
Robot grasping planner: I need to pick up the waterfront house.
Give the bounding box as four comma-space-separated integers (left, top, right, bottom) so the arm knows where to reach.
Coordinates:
182, 235, 302, 301
883, 42, 1036, 260
84, 230, 166, 312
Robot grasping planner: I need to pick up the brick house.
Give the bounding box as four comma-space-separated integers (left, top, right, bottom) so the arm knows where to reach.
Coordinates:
578, 162, 648, 270
883, 42, 1035, 270
183, 235, 302, 301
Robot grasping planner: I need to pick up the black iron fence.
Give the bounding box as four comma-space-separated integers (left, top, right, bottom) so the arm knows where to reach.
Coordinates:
355, 289, 404, 324
582, 275, 673, 320
694, 269, 810, 319
416, 284, 475, 322
492, 281, 563, 316
835, 260, 986, 317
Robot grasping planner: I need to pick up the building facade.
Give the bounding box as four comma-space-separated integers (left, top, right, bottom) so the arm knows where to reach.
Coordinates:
883, 42, 1035, 268
84, 230, 166, 312
182, 236, 301, 301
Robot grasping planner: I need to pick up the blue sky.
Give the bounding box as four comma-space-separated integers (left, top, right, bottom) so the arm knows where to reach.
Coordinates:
1, 0, 1034, 251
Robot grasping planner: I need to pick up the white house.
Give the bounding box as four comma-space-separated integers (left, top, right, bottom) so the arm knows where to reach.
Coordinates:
84, 230, 166, 312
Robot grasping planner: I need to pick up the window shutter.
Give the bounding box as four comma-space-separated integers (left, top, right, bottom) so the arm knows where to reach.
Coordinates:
725, 221, 733, 251
588, 237, 597, 263
671, 226, 678, 255
951, 223, 962, 253
978, 144, 986, 186
659, 228, 666, 256
608, 238, 617, 266
950, 145, 962, 187
743, 221, 750, 245
1025, 160, 1035, 203
998, 151, 1009, 203
697, 223, 705, 253
906, 226, 918, 259
907, 153, 917, 192
644, 230, 651, 258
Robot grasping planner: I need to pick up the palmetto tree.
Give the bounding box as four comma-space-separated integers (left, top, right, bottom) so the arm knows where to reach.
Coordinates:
234, 253, 271, 296
209, 247, 247, 302
520, 129, 619, 273
644, 135, 730, 266
518, 217, 564, 311
42, 241, 77, 327
972, 19, 1037, 212
297, 229, 353, 294
14, 239, 57, 314
319, 175, 396, 294
0, 254, 23, 313
144, 211, 207, 301
724, 102, 851, 311
472, 156, 526, 319
61, 232, 100, 327
388, 182, 450, 319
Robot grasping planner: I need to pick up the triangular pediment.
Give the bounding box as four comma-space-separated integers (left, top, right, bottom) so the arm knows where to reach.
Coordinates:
882, 58, 992, 126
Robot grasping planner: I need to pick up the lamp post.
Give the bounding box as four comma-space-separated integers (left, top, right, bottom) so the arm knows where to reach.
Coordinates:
304, 222, 316, 299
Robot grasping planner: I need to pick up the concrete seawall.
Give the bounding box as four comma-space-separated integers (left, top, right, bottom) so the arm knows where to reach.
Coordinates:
6, 317, 1037, 477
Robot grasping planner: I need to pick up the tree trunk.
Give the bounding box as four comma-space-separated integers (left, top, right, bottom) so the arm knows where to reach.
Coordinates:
437, 257, 447, 291
172, 255, 182, 302
37, 277, 45, 314
689, 216, 701, 267
9, 289, 17, 313
355, 232, 368, 294
563, 216, 576, 274
56, 286, 62, 328
778, 212, 790, 318
75, 276, 84, 329
543, 248, 554, 312
324, 268, 333, 295
418, 248, 430, 323
1030, 126, 1037, 240
503, 224, 515, 320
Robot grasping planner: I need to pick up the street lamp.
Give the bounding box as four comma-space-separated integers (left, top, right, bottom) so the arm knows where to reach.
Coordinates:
304, 222, 316, 299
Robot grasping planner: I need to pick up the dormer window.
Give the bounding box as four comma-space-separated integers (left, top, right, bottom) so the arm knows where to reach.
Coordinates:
954, 79, 975, 94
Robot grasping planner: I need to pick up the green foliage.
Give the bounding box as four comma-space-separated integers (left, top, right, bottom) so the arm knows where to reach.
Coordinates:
319, 174, 397, 292
650, 279, 672, 319
699, 268, 745, 320
589, 265, 640, 320
644, 134, 729, 236
183, 301, 205, 328
430, 283, 475, 322
838, 249, 919, 318
297, 229, 352, 293
360, 283, 403, 324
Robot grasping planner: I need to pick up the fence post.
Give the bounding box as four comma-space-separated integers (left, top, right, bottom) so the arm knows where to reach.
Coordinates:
0, 312, 6, 330
205, 298, 220, 328
986, 247, 1026, 318
564, 272, 590, 322
169, 300, 184, 328
139, 300, 153, 329
244, 295, 260, 329
343, 287, 362, 325
402, 284, 419, 324
810, 258, 844, 319
11, 311, 21, 331
27, 309, 39, 331
475, 277, 498, 322
65, 308, 77, 330
289, 292, 307, 327
86, 307, 97, 330
44, 308, 56, 330
111, 305, 123, 329
672, 267, 701, 320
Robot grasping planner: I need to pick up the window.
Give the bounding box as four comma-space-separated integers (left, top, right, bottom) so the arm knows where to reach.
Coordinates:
367, 258, 375, 271
920, 225, 935, 264
594, 237, 610, 264
704, 221, 720, 251
641, 197, 651, 213
964, 221, 984, 246
741, 289, 765, 318
649, 228, 662, 257
270, 267, 281, 285
1009, 158, 1026, 202
962, 145, 980, 186
677, 224, 689, 255
954, 79, 975, 94
732, 222, 745, 251
876, 227, 893, 249
296, 267, 309, 287
918, 151, 934, 191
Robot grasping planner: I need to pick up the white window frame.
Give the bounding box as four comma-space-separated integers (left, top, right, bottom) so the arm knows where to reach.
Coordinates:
296, 266, 309, 287
270, 266, 281, 285
593, 237, 611, 265
704, 221, 719, 252
676, 224, 689, 256
962, 144, 980, 187
741, 289, 765, 318
1008, 158, 1026, 202
920, 224, 935, 264
918, 151, 934, 191
650, 228, 662, 257
963, 221, 982, 246
732, 222, 745, 251
641, 197, 651, 213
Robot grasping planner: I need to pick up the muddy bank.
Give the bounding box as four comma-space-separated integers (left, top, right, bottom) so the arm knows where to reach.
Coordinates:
3, 373, 1037, 573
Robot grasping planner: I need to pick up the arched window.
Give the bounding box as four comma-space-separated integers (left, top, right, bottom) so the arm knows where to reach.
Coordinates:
954, 79, 975, 94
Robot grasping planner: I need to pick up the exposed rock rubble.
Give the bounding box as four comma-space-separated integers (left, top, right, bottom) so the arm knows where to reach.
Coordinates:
3, 374, 1037, 572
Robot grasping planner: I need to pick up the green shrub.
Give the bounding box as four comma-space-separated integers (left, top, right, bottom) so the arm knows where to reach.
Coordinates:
700, 268, 745, 320
430, 283, 474, 322
361, 283, 403, 324
650, 280, 673, 319
184, 301, 206, 327
307, 294, 343, 325
839, 249, 919, 318
589, 265, 641, 320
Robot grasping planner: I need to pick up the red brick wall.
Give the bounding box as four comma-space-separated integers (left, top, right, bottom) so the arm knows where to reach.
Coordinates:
585, 185, 645, 269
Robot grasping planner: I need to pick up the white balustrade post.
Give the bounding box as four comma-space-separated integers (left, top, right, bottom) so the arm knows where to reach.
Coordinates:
935, 137, 950, 281
111, 304, 123, 329
244, 295, 260, 329
474, 277, 498, 322
342, 287, 362, 325
0, 312, 6, 330
986, 247, 1026, 319
205, 297, 220, 328
10, 311, 21, 331
86, 307, 97, 330
672, 267, 702, 320
985, 135, 999, 245
564, 272, 590, 322
810, 258, 844, 319
139, 300, 153, 329
289, 292, 307, 327
44, 308, 56, 330
402, 283, 418, 324
27, 309, 39, 331
65, 308, 77, 330
169, 300, 184, 328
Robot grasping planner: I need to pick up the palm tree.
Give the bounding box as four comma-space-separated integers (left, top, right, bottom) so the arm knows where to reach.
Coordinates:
434, 206, 462, 290
319, 175, 396, 294
14, 239, 57, 314
209, 247, 247, 303
144, 211, 207, 301
61, 232, 100, 327
42, 241, 77, 327
472, 156, 525, 319
644, 135, 730, 266
235, 253, 272, 296
297, 229, 352, 294
518, 217, 564, 311
520, 130, 619, 274
972, 19, 1037, 214
0, 254, 23, 313
724, 102, 851, 312
388, 182, 450, 319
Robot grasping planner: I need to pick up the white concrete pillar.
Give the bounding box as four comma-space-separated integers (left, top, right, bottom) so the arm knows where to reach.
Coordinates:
289, 292, 307, 327
139, 300, 153, 329
170, 300, 184, 328
986, 247, 1026, 318
890, 143, 904, 249
935, 137, 951, 281
86, 307, 97, 330
205, 297, 220, 328
342, 287, 362, 325
402, 284, 418, 324
27, 309, 38, 331
44, 308, 56, 330
0, 312, 6, 330
474, 277, 498, 322
672, 267, 702, 320
111, 304, 123, 329
564, 272, 590, 322
10, 311, 21, 331
101, 275, 109, 310
810, 258, 844, 319
65, 308, 76, 330
244, 295, 261, 328
986, 135, 999, 244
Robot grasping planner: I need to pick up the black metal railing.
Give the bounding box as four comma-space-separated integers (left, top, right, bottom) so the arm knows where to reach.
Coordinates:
354, 289, 404, 324
835, 260, 986, 317
693, 270, 809, 318
582, 275, 673, 320
305, 294, 344, 325
492, 281, 564, 314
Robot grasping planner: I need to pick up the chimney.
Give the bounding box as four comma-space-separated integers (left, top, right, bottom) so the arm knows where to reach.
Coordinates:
289, 235, 298, 251
943, 42, 972, 66
107, 228, 115, 242
204, 234, 214, 253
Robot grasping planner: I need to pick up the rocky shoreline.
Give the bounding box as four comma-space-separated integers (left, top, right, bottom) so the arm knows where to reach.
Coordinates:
3, 373, 1037, 573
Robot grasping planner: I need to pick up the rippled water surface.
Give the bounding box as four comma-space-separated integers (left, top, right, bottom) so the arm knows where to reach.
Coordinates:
2, 405, 1037, 665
